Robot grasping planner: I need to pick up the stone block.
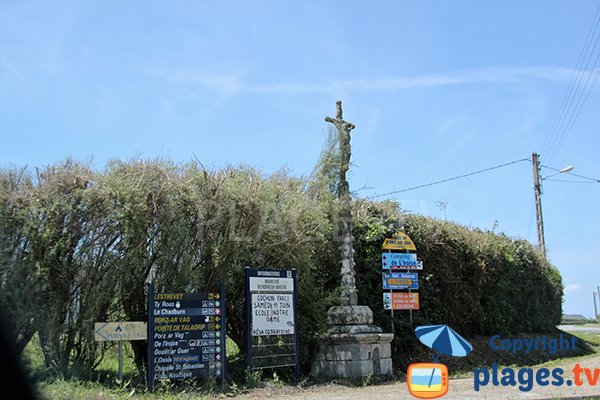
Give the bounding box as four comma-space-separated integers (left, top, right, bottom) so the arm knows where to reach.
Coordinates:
327, 305, 373, 325
314, 343, 392, 361
310, 357, 394, 378
379, 358, 393, 375
328, 324, 382, 335
312, 331, 394, 378
318, 332, 394, 345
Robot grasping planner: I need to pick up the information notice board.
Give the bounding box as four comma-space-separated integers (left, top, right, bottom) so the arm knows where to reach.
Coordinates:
245, 268, 300, 382
147, 284, 226, 390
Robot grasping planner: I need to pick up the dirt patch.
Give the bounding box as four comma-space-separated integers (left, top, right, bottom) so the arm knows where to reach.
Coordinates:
234, 352, 600, 400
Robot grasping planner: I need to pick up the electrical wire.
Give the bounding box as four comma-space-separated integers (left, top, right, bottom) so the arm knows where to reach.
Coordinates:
543, 3, 600, 156
544, 3, 600, 164
544, 178, 599, 183
367, 158, 530, 199
547, 52, 600, 164
541, 164, 600, 182
564, 172, 600, 182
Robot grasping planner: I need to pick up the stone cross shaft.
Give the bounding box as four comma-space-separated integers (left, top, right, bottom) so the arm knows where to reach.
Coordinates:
325, 100, 358, 306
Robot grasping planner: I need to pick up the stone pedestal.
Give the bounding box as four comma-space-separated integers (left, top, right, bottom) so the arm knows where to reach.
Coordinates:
311, 305, 394, 378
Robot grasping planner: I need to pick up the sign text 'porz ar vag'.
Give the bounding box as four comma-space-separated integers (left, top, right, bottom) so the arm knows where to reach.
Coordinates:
147, 285, 226, 390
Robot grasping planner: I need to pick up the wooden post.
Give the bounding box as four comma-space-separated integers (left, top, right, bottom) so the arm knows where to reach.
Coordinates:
532, 152, 546, 258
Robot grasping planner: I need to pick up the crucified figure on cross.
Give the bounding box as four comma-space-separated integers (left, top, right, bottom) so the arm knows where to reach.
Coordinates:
325, 101, 356, 202
325, 100, 358, 306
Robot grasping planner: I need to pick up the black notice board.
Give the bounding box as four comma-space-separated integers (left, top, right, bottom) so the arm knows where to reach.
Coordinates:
147, 284, 226, 390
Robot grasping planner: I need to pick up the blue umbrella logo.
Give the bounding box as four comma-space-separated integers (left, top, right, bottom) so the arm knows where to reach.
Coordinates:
415, 325, 473, 361
407, 325, 473, 398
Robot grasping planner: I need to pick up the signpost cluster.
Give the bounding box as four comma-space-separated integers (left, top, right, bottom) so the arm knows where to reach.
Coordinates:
147, 284, 226, 391
381, 233, 422, 328
245, 267, 300, 382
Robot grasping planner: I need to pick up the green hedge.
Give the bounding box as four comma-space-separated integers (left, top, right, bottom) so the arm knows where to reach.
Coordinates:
353, 201, 562, 369
0, 159, 562, 380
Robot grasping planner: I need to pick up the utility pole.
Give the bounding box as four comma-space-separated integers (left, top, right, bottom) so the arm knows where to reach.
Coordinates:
597, 286, 600, 320
594, 292, 598, 320
532, 152, 546, 258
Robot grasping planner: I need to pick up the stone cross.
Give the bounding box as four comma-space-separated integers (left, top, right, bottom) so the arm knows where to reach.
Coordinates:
325, 100, 358, 306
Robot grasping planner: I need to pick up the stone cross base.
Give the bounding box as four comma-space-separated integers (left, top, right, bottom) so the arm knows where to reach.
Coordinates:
311, 305, 394, 378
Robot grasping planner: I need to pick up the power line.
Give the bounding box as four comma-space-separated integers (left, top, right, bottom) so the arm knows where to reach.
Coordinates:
544, 178, 599, 184
548, 52, 600, 164
543, 3, 600, 156
544, 3, 600, 164
367, 158, 530, 199
541, 164, 600, 182
564, 172, 600, 182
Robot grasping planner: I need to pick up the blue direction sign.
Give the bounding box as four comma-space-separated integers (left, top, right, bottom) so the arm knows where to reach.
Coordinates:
382, 252, 419, 269
382, 272, 418, 290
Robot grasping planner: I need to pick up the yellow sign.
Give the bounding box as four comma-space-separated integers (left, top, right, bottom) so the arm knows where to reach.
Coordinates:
94, 322, 147, 341
382, 232, 416, 251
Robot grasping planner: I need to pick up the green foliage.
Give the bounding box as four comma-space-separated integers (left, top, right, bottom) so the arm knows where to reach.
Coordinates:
0, 167, 40, 353
1, 154, 562, 385
0, 158, 341, 380
352, 202, 562, 370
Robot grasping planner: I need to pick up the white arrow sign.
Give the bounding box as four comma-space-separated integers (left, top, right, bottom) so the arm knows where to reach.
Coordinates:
94, 322, 147, 341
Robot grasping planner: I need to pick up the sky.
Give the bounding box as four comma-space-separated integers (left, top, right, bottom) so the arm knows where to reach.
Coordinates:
1, 0, 599, 318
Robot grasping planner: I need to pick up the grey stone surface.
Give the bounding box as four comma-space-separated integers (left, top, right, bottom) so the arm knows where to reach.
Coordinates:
312, 331, 394, 378
380, 358, 393, 375
328, 324, 382, 335
311, 356, 393, 378
313, 102, 393, 378
313, 343, 392, 361
325, 101, 358, 306
327, 305, 373, 325
317, 332, 394, 345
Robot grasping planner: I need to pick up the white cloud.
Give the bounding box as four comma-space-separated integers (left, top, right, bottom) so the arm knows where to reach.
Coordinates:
564, 283, 583, 294
155, 65, 582, 96
272, 66, 577, 93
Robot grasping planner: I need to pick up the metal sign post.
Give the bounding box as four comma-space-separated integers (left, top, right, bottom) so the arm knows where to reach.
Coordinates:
220, 282, 227, 389
147, 283, 155, 392
381, 233, 421, 330
118, 341, 123, 383
408, 287, 413, 328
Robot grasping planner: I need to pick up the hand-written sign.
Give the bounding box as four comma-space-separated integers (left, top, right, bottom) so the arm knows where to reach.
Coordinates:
382, 272, 419, 290
151, 292, 224, 380
245, 268, 299, 378
381, 232, 417, 251
251, 293, 295, 336
383, 292, 420, 310
248, 269, 296, 336
94, 322, 147, 341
